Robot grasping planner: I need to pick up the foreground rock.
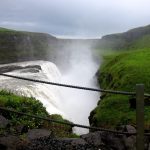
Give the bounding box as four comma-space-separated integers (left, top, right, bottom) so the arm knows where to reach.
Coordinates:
0, 135, 20, 150
0, 115, 9, 128
16, 126, 150, 150
17, 136, 99, 150
1, 125, 150, 150
16, 130, 136, 150
26, 129, 52, 141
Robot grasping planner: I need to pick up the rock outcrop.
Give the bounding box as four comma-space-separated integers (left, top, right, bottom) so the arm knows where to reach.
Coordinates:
0, 115, 9, 128
16, 128, 150, 150
0, 65, 41, 73
0, 115, 150, 150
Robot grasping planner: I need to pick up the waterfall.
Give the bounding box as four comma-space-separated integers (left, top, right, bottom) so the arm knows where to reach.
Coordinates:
0, 61, 65, 116
60, 44, 100, 134
0, 45, 100, 134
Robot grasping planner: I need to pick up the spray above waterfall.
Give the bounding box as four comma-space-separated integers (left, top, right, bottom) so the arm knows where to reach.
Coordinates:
0, 41, 100, 134
59, 42, 100, 134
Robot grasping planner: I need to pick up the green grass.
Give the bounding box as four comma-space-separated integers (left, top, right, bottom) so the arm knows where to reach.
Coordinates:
0, 90, 77, 137
130, 35, 150, 49
0, 90, 49, 128
90, 95, 135, 128
99, 49, 150, 93
0, 27, 55, 64
90, 49, 150, 129
0, 27, 14, 32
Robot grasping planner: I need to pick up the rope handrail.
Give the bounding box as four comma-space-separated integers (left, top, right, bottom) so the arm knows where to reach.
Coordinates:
0, 73, 150, 137
0, 73, 150, 97
0, 107, 136, 136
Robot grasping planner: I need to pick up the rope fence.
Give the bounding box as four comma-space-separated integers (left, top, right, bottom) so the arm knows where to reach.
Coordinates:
0, 73, 150, 97
0, 106, 136, 136
1, 106, 150, 136
0, 73, 150, 150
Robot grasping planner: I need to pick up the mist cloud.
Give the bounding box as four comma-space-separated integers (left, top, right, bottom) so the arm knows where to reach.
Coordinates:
0, 0, 150, 38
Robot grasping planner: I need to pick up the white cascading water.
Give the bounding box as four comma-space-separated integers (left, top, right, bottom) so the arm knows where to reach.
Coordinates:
60, 44, 100, 134
0, 44, 100, 134
0, 61, 65, 116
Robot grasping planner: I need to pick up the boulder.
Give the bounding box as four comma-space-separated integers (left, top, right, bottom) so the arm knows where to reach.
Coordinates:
100, 132, 126, 150
124, 135, 136, 150
116, 125, 136, 134
15, 125, 28, 134
26, 129, 52, 141
81, 131, 103, 147
71, 138, 87, 146
123, 125, 136, 134
0, 135, 19, 150
0, 115, 9, 128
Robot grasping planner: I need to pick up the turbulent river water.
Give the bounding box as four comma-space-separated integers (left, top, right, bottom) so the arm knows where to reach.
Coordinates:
0, 46, 100, 134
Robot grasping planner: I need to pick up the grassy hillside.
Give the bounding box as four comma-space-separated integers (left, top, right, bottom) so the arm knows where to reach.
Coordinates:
89, 49, 150, 129
0, 27, 59, 64
95, 24, 150, 50
130, 35, 150, 49
90, 24, 150, 129
0, 90, 76, 137
99, 49, 150, 93
0, 27, 15, 32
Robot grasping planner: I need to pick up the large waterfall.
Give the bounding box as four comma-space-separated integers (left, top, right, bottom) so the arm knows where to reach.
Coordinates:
0, 45, 100, 134
0, 61, 65, 116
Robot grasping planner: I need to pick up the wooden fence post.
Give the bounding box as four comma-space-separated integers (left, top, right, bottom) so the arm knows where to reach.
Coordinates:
136, 84, 144, 150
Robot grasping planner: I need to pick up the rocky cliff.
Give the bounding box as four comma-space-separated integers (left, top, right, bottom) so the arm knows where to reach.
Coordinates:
0, 28, 59, 64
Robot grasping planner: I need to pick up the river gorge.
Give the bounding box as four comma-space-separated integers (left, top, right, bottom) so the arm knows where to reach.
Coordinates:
0, 43, 100, 134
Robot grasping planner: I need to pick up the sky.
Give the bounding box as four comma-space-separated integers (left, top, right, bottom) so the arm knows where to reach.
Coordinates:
0, 0, 150, 38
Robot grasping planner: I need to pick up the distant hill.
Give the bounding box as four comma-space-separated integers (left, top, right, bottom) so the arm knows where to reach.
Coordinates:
0, 27, 59, 64
95, 24, 150, 50
0, 27, 94, 70
0, 27, 15, 32
1, 24, 150, 66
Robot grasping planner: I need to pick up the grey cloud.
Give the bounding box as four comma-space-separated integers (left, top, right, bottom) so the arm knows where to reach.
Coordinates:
0, 0, 150, 38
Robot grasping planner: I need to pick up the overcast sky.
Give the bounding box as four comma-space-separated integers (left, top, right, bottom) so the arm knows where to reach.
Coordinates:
0, 0, 150, 38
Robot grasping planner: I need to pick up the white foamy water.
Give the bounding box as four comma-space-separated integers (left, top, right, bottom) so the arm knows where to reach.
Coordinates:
60, 44, 100, 134
0, 61, 65, 116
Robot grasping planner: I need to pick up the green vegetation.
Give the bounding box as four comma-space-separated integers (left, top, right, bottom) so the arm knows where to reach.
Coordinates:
0, 27, 14, 32
0, 26, 74, 69
90, 49, 150, 129
90, 95, 134, 128
0, 90, 49, 128
99, 49, 150, 93
46, 114, 79, 138
0, 27, 57, 64
0, 90, 77, 137
130, 35, 150, 49
1, 24, 150, 133
95, 24, 150, 51
90, 24, 150, 129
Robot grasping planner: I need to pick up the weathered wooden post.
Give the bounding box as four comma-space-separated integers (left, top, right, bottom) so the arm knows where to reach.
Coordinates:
136, 84, 144, 150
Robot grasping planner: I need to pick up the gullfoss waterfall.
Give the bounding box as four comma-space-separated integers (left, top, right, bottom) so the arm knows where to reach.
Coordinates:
0, 44, 100, 134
